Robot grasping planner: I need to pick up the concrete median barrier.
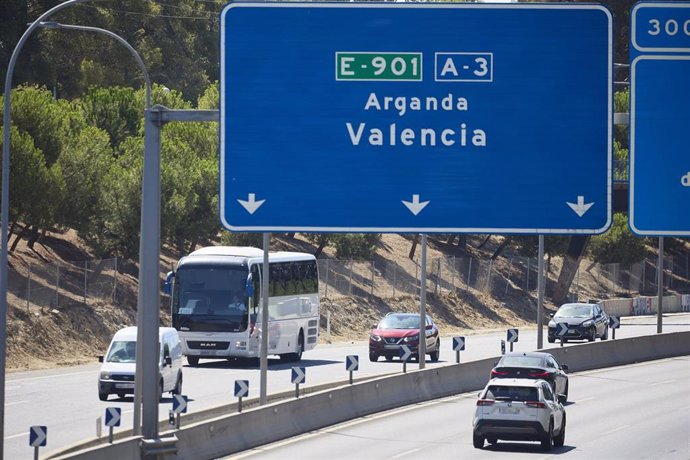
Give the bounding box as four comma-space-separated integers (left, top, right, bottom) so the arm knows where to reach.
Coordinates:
48, 331, 690, 460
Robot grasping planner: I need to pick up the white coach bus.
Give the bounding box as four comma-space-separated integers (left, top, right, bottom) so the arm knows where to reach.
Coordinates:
164, 246, 320, 366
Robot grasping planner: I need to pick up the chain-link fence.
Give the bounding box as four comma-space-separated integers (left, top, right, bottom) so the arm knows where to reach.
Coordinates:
9, 258, 119, 312
10, 254, 689, 310
318, 254, 690, 301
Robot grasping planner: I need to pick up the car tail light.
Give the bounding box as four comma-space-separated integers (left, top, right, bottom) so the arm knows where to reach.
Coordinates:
528, 371, 551, 378
525, 401, 546, 408
491, 369, 510, 376
476, 399, 495, 406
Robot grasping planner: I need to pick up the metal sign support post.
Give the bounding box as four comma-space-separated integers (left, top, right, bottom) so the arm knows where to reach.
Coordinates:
33, 447, 38, 460
238, 396, 243, 413
537, 235, 545, 349
658, 237, 664, 333
260, 233, 269, 405
419, 234, 427, 369
138, 107, 162, 440
349, 370, 353, 385
456, 350, 460, 364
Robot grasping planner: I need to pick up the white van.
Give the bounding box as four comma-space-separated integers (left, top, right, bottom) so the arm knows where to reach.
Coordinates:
98, 326, 183, 401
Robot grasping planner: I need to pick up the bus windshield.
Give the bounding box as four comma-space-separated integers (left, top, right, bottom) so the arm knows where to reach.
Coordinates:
172, 265, 250, 333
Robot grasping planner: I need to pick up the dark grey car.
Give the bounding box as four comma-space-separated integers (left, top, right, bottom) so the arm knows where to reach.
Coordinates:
548, 302, 609, 343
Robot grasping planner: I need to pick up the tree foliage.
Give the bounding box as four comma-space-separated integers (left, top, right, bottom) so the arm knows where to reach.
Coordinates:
588, 213, 647, 265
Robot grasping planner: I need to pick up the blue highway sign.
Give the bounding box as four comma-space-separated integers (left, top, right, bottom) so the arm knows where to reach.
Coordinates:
172, 395, 188, 414
630, 2, 690, 237
291, 367, 306, 384
29, 426, 47, 447
452, 336, 466, 352
234, 380, 249, 398
220, 3, 612, 234
609, 315, 620, 329
105, 407, 121, 427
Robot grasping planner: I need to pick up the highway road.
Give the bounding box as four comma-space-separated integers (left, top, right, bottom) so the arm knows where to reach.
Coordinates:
229, 356, 690, 459
4, 313, 690, 459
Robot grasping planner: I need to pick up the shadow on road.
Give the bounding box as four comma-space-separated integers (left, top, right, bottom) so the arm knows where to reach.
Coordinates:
186, 357, 341, 371
482, 442, 576, 454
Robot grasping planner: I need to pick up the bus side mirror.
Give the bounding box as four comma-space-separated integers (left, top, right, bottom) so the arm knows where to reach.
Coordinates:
164, 271, 174, 295
246, 274, 254, 298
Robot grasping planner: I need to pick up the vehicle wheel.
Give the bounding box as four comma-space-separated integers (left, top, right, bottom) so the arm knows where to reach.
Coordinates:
116, 392, 126, 399
547, 336, 555, 343
287, 332, 304, 362
369, 352, 379, 362
601, 325, 608, 341
588, 328, 596, 342
430, 340, 440, 362
473, 432, 484, 449
554, 415, 566, 448
158, 380, 164, 402
541, 420, 554, 451
98, 391, 109, 401
385, 355, 393, 362
172, 373, 182, 395
487, 437, 498, 445
187, 356, 199, 367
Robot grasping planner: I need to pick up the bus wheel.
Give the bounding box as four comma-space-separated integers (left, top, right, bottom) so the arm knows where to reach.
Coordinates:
187, 356, 199, 367
291, 332, 304, 362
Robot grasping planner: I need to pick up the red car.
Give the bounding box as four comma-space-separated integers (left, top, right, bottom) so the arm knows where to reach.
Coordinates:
369, 312, 440, 362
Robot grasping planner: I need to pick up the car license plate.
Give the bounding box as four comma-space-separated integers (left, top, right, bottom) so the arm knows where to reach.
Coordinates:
499, 406, 519, 414
115, 383, 134, 389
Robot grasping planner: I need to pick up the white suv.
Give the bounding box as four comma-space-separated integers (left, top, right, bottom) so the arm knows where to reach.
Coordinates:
473, 378, 566, 451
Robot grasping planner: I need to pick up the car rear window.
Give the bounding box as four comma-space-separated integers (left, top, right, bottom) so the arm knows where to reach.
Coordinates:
485, 385, 539, 401
498, 356, 543, 367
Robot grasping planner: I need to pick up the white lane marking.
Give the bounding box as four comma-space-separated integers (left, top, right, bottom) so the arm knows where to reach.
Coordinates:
8, 370, 95, 384
602, 424, 630, 436
576, 397, 594, 403
391, 447, 422, 459
5, 400, 28, 406
650, 379, 676, 386
123, 410, 134, 415
5, 432, 28, 440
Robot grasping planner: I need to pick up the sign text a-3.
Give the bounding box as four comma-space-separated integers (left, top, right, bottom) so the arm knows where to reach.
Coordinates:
336, 52, 423, 81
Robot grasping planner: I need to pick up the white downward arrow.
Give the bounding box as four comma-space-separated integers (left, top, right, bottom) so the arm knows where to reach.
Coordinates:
566, 196, 594, 217
402, 194, 429, 216
237, 193, 265, 214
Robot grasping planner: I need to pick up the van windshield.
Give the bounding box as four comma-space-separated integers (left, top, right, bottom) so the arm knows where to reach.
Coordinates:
106, 341, 136, 363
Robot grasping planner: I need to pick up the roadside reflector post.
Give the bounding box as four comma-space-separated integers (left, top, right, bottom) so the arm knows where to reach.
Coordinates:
171, 395, 188, 429
345, 355, 359, 385
234, 380, 249, 412
452, 337, 465, 364
29, 426, 47, 460
399, 345, 412, 373
291, 367, 305, 398
506, 328, 519, 352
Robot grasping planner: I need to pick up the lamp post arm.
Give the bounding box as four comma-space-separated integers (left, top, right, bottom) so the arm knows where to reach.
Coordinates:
54, 23, 151, 108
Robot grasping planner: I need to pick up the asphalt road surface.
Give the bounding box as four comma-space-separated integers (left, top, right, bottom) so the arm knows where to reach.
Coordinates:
230, 356, 690, 459
4, 313, 689, 459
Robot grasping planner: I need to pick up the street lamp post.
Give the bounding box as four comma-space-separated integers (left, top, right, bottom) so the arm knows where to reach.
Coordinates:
1, 3, 160, 454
